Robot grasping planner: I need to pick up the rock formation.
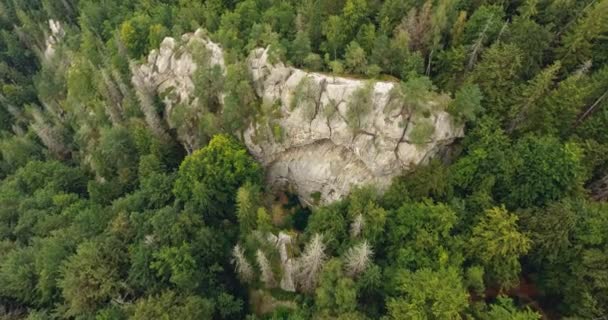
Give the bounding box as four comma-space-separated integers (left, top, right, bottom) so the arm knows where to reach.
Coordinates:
133, 30, 464, 204
131, 29, 225, 152
244, 47, 463, 204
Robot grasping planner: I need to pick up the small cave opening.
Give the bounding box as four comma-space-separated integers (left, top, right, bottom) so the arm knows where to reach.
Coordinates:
270, 189, 311, 232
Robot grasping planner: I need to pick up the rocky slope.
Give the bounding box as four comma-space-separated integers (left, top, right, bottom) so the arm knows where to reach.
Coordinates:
133, 30, 464, 204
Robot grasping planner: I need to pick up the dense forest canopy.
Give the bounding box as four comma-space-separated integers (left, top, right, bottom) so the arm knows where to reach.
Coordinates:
0, 0, 607, 319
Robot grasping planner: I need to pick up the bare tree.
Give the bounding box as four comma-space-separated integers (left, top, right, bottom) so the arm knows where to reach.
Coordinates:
100, 69, 124, 125
296, 233, 327, 293
350, 214, 365, 238
256, 249, 276, 288
344, 241, 373, 277
131, 64, 170, 140
231, 244, 254, 283
467, 15, 493, 71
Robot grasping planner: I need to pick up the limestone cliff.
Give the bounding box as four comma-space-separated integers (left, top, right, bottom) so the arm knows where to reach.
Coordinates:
244, 48, 463, 204
131, 29, 225, 152
133, 30, 464, 204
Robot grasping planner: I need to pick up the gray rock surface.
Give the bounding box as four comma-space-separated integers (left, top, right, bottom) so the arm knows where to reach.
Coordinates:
131, 29, 224, 151
133, 30, 464, 204
244, 47, 463, 204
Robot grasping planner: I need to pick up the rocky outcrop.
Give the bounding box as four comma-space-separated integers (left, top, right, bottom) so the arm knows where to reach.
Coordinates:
244, 47, 463, 204
133, 30, 464, 204
131, 29, 224, 151
133, 29, 224, 111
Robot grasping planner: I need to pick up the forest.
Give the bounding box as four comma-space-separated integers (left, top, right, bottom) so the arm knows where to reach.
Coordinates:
0, 0, 607, 319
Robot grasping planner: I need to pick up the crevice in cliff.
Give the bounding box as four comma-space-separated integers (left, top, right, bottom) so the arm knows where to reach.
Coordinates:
394, 113, 412, 162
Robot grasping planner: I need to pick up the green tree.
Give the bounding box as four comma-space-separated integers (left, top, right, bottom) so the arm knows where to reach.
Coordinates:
386, 201, 460, 271
221, 62, 258, 135
347, 186, 386, 244
383, 160, 453, 207
0, 246, 37, 304
315, 259, 358, 317
59, 237, 128, 317
344, 41, 367, 74
236, 182, 262, 236
469, 43, 523, 125
558, 0, 608, 70
387, 267, 469, 320
119, 14, 153, 57
449, 83, 483, 123
291, 31, 312, 67
307, 201, 348, 253
130, 291, 214, 320
322, 15, 346, 60
504, 17, 553, 78
508, 62, 561, 133
507, 135, 584, 208
173, 134, 262, 221
483, 296, 541, 320
468, 207, 531, 289
346, 82, 374, 130
462, 5, 505, 46
152, 243, 199, 291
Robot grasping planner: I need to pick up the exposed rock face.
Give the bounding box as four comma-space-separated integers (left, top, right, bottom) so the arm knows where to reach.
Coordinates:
133, 29, 224, 109
133, 30, 464, 204
244, 47, 463, 204
131, 29, 224, 151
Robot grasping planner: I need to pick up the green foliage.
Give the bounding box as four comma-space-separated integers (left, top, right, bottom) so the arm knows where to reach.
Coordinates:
469, 43, 524, 125
222, 62, 258, 134
409, 119, 435, 145
290, 31, 312, 67
387, 267, 469, 320
483, 296, 541, 320
59, 237, 128, 317
383, 160, 453, 207
120, 14, 153, 58
344, 41, 367, 74
306, 201, 348, 253
504, 17, 553, 78
465, 265, 485, 296
346, 82, 374, 130
322, 15, 347, 60
347, 187, 387, 244
386, 201, 460, 271
91, 126, 139, 188
236, 182, 262, 236
508, 62, 561, 133
152, 242, 199, 291
291, 76, 321, 121
0, 246, 37, 304
130, 290, 214, 320
174, 134, 262, 221
462, 5, 505, 46
314, 259, 358, 316
558, 0, 608, 70
0, 1, 608, 319
449, 83, 483, 123
468, 207, 531, 289
507, 135, 584, 208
